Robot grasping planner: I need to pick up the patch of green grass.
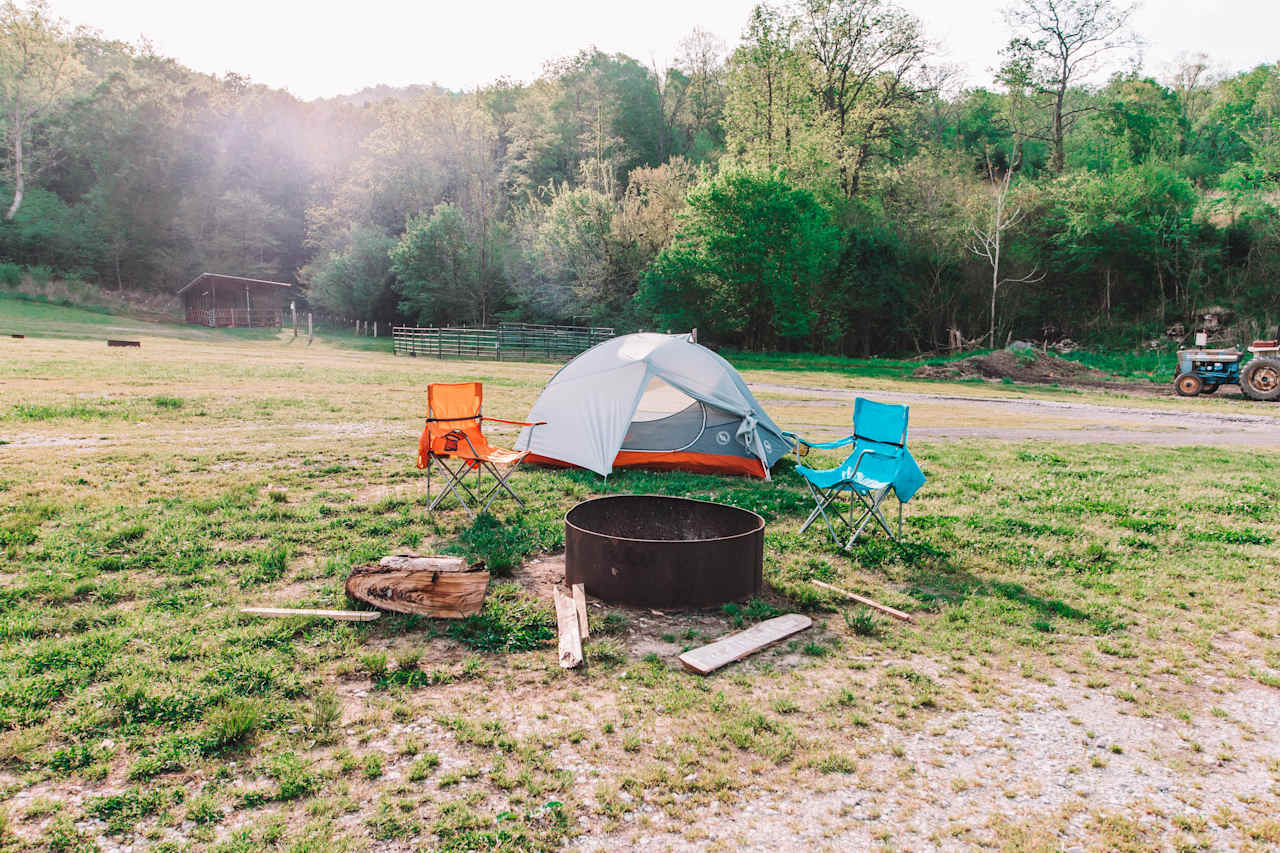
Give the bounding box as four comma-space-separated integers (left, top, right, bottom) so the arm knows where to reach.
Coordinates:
453, 512, 562, 575
446, 583, 556, 652
86, 786, 185, 835
238, 544, 289, 587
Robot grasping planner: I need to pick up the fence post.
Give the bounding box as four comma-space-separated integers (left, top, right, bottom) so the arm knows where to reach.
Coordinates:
373, 321, 377, 338
307, 313, 313, 345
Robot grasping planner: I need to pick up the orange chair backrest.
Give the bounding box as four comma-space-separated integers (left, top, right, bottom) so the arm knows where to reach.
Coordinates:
418, 382, 491, 466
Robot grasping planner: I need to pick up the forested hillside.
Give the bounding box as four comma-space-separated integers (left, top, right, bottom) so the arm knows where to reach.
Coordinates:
2, 0, 1278, 354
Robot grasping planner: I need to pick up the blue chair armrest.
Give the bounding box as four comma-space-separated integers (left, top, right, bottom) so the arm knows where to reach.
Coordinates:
791, 434, 856, 450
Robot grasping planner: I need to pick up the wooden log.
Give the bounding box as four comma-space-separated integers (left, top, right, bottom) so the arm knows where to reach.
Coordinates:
240, 607, 379, 622
345, 565, 488, 618
377, 554, 472, 573
107, 339, 140, 347
10, 333, 23, 338
553, 585, 583, 669
679, 614, 812, 676
572, 582, 588, 638
810, 579, 916, 624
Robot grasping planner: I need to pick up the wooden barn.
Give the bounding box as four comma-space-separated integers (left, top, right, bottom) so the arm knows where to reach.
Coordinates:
179, 273, 293, 328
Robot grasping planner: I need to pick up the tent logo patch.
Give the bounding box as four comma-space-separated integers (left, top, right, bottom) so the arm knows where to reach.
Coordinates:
715, 430, 731, 445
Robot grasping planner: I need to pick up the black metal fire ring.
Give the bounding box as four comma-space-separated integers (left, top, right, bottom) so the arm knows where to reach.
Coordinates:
564, 494, 765, 609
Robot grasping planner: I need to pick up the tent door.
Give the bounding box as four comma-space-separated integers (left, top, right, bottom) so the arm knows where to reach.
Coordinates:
620, 377, 707, 452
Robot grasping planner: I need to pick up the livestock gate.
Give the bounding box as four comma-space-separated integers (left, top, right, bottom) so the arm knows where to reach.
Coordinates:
392, 322, 614, 361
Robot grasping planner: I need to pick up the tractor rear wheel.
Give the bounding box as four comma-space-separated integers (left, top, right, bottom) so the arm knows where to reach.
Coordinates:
1242, 357, 1280, 402
1175, 372, 1203, 397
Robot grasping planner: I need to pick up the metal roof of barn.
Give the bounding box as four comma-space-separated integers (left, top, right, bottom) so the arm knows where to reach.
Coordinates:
177, 273, 294, 295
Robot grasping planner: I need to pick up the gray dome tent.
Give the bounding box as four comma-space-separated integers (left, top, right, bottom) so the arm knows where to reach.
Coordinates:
515, 333, 789, 478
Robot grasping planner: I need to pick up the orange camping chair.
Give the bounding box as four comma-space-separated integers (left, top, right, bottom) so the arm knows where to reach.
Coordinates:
416, 382, 545, 517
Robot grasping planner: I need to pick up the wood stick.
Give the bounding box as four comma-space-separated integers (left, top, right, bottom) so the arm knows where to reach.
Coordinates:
572, 583, 588, 638
810, 579, 916, 624
679, 614, 812, 675
553, 585, 583, 669
240, 607, 379, 621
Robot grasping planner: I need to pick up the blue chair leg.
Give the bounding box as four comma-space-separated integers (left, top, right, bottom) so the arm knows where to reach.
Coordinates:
846, 486, 897, 548
800, 481, 842, 545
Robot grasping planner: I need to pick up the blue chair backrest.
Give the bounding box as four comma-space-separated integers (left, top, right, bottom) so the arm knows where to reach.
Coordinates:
853, 397, 908, 448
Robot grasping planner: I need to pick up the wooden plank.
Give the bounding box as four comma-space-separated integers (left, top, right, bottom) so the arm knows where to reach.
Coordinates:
572, 583, 589, 638
810, 579, 916, 624
378, 554, 471, 572
679, 614, 812, 676
106, 339, 140, 347
553, 585, 583, 669
240, 607, 379, 621
345, 566, 489, 618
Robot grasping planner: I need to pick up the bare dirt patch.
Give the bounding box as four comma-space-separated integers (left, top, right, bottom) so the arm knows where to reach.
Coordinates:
912, 348, 1130, 390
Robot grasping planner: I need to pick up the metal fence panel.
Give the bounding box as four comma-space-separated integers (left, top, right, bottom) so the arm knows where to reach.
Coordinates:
392, 323, 614, 361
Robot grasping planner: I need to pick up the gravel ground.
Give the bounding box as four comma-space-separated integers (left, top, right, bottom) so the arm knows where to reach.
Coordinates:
752, 382, 1280, 448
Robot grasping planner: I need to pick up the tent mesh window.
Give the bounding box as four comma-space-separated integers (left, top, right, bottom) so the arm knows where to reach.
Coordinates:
621, 378, 705, 452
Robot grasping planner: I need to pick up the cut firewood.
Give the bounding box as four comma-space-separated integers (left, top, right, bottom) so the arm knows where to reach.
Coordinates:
240, 607, 379, 621
679, 614, 812, 675
572, 583, 588, 638
553, 585, 583, 669
345, 565, 488, 618
377, 554, 473, 572
810, 579, 916, 624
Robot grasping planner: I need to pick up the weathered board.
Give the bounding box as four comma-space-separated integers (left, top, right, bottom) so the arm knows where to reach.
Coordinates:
106, 339, 140, 347
678, 614, 812, 676
240, 607, 379, 622
378, 554, 472, 573
345, 565, 488, 618
553, 585, 583, 669
572, 582, 589, 638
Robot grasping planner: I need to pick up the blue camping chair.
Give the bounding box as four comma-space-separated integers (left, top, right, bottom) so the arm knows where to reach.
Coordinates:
784, 398, 925, 549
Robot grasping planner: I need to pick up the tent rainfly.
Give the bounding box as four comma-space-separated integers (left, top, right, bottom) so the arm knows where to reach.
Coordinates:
515, 333, 790, 478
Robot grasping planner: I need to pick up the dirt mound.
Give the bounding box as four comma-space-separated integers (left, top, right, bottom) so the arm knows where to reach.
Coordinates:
913, 348, 1109, 386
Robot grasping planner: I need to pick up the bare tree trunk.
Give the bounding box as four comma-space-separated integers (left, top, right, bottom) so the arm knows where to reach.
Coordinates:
1053, 75, 1067, 174
5, 130, 23, 221
990, 253, 1000, 349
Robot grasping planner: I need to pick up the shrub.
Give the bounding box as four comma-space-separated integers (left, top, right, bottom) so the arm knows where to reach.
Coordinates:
0, 262, 21, 288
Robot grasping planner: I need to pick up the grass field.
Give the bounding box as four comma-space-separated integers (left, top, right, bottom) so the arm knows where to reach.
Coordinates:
1, 304, 1278, 851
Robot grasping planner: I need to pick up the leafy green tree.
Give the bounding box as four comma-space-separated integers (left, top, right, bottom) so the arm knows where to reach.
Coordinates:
0, 0, 86, 220
638, 169, 839, 349
1072, 76, 1186, 171
1000, 0, 1140, 174
391, 204, 506, 326
303, 226, 396, 321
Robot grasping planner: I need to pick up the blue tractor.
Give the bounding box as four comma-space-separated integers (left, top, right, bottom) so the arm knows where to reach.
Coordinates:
1175, 339, 1280, 401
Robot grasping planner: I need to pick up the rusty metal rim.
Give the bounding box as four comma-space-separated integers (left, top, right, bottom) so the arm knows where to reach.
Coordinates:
564, 494, 765, 544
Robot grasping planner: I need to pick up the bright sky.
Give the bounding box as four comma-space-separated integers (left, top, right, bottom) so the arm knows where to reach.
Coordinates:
48, 0, 1280, 100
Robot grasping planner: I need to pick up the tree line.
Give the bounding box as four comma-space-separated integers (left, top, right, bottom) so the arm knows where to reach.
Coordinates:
2, 0, 1278, 353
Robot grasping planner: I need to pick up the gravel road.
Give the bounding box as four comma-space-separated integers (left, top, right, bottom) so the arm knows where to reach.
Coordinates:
751, 381, 1280, 448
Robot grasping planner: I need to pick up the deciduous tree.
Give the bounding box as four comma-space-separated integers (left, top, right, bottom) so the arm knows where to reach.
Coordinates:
0, 0, 85, 219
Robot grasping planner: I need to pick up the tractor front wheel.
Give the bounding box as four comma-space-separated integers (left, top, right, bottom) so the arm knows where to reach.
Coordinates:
1175, 372, 1203, 397
1242, 357, 1280, 402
